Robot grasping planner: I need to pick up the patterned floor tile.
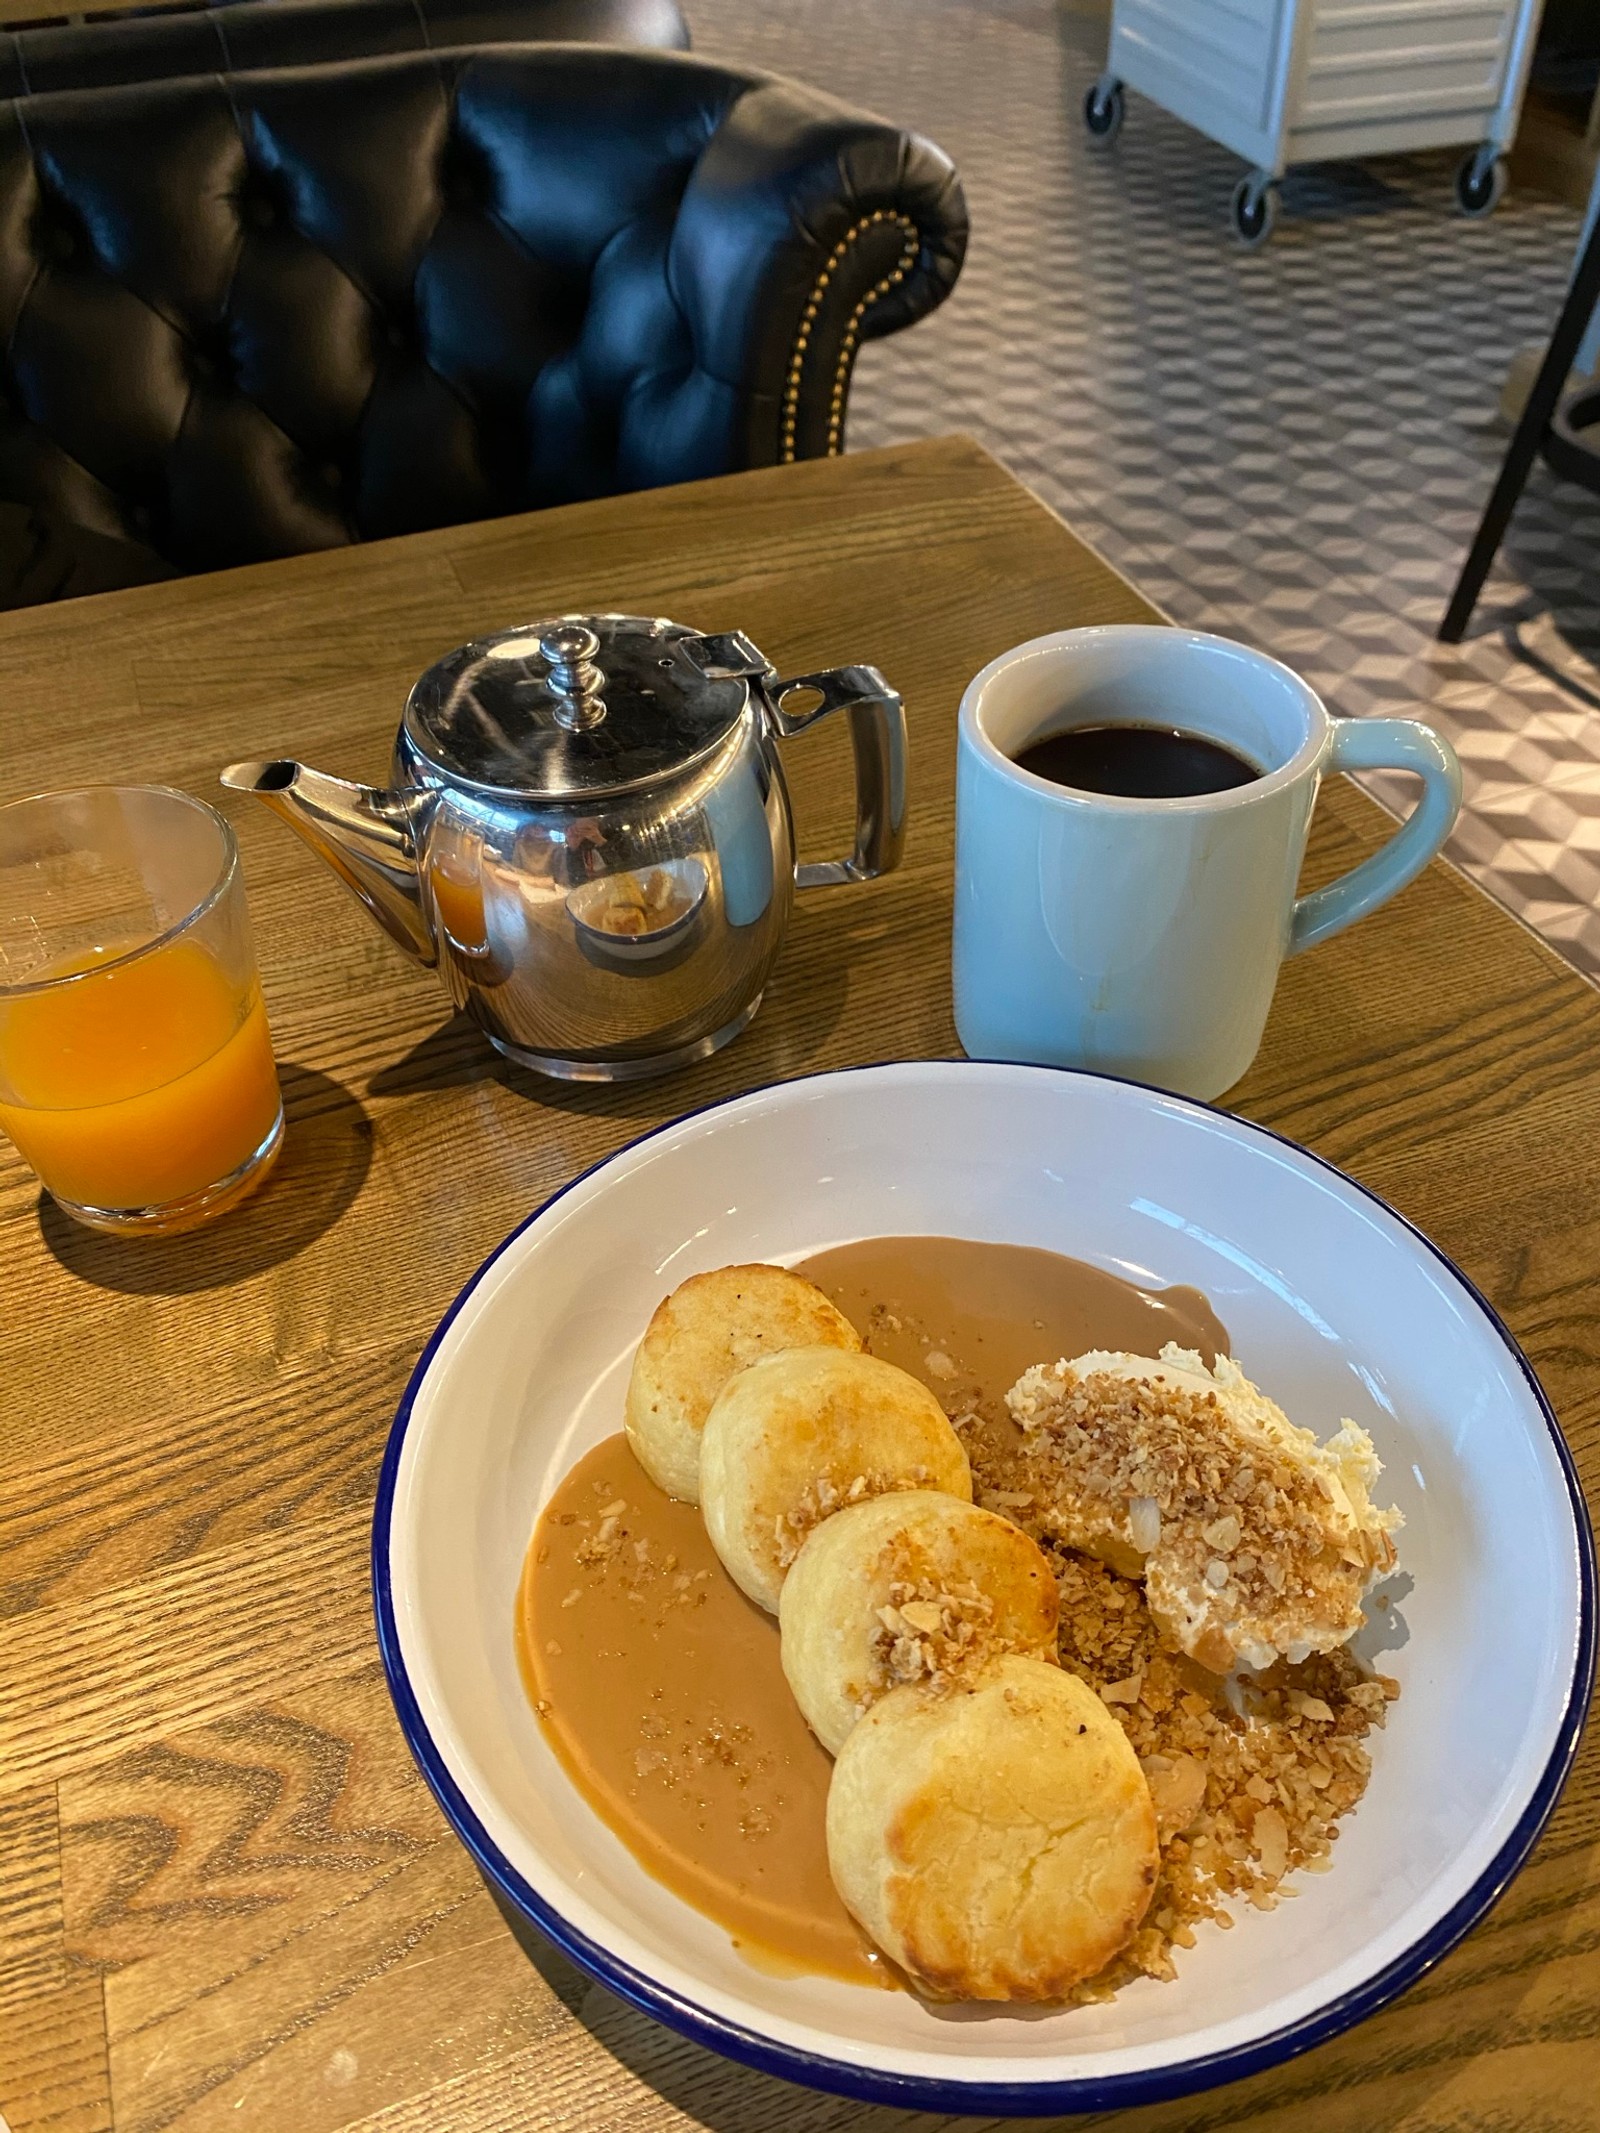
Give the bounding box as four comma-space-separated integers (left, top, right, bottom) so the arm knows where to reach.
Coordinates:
693, 0, 1600, 976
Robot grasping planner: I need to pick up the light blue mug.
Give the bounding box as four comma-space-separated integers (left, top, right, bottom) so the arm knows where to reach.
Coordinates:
952, 626, 1462, 1101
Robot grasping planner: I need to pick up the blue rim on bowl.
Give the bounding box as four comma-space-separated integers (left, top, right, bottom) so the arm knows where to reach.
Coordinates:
372, 1061, 1596, 2113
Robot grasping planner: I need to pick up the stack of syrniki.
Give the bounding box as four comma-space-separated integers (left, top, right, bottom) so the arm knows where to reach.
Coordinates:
625, 1261, 1161, 2002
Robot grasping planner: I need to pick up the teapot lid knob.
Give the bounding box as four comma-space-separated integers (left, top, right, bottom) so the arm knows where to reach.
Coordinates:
404, 613, 758, 793
539, 621, 607, 731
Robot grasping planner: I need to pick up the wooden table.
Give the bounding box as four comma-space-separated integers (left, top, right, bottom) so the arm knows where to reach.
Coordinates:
1, 436, 1597, 2133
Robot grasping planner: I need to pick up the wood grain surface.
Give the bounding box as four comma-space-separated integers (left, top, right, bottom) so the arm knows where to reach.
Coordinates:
0, 435, 1597, 2133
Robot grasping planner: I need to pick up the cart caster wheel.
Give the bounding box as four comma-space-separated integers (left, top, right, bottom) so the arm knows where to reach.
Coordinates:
1455, 149, 1506, 217
1083, 78, 1125, 144
1230, 175, 1277, 247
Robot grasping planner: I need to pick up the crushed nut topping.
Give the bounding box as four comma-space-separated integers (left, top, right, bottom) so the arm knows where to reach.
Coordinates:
867, 1574, 1007, 1698
957, 1396, 1400, 2000
773, 1465, 933, 1568
1004, 1352, 1400, 1672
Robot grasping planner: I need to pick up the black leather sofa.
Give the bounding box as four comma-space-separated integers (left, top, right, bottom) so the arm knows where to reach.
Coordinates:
0, 46, 966, 602
0, 0, 688, 100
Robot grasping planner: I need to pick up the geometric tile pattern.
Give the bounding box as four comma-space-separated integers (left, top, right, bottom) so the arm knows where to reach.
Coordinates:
693, 0, 1600, 976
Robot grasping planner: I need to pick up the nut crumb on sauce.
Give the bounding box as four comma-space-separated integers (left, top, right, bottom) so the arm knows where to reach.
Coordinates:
538, 1490, 789, 1843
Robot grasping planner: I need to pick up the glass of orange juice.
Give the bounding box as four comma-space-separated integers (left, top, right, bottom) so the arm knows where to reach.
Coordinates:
0, 786, 283, 1235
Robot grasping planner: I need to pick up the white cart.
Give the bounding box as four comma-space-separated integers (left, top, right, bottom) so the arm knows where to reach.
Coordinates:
1085, 0, 1547, 245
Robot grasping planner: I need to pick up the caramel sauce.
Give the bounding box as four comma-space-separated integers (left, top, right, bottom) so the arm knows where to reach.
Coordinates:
517, 1436, 881, 1984
802, 1236, 1226, 1422
516, 1236, 1228, 1985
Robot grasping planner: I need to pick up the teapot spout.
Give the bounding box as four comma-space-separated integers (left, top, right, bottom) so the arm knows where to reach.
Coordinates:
220, 759, 436, 968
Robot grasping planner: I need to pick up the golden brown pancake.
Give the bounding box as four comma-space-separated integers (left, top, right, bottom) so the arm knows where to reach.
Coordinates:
623, 1263, 861, 1503
699, 1347, 970, 1611
826, 1655, 1159, 2001
779, 1491, 1058, 1753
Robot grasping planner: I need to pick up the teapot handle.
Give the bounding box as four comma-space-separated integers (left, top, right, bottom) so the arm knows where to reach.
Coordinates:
770, 667, 908, 887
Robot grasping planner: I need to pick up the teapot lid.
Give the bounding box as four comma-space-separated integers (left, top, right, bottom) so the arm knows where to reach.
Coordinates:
403, 613, 769, 798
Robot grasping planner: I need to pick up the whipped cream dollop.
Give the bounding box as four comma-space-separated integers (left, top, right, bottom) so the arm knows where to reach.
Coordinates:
1006, 1343, 1402, 1673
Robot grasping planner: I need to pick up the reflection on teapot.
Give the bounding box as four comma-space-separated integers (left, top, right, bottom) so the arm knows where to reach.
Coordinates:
221, 615, 907, 1082
566, 858, 711, 971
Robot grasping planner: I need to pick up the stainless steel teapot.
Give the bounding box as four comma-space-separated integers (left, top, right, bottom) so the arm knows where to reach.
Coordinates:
221, 613, 907, 1080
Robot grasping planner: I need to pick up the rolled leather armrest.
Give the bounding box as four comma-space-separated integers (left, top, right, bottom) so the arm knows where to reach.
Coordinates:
671, 76, 967, 466
0, 45, 967, 580
451, 47, 969, 499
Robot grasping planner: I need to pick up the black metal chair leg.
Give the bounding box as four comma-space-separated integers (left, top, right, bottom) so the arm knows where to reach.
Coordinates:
1440, 211, 1600, 644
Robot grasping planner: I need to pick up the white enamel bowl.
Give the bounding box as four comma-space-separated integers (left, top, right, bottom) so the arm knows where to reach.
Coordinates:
373, 1061, 1593, 2113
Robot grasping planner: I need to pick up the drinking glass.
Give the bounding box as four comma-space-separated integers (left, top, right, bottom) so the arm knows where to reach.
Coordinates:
0, 786, 284, 1235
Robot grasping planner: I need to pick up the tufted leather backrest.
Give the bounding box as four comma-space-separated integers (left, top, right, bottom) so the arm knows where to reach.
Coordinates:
0, 0, 689, 100
0, 47, 965, 583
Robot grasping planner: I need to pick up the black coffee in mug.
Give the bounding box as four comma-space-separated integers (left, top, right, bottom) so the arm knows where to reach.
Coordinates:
1014, 723, 1260, 799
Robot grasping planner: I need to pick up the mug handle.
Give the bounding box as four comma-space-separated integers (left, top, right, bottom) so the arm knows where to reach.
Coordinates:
1289, 718, 1462, 956
771, 667, 909, 887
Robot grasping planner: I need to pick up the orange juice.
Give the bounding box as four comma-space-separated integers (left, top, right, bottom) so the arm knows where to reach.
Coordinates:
431, 860, 487, 952
0, 937, 281, 1213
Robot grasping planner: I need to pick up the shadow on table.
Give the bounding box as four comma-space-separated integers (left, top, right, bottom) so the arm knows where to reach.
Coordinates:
38, 1061, 372, 1295
483, 1867, 1481, 2131
481, 1878, 886, 2130
368, 1009, 754, 1130
367, 907, 852, 1119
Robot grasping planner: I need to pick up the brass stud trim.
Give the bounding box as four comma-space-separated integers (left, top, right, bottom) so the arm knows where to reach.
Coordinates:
781, 209, 920, 464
